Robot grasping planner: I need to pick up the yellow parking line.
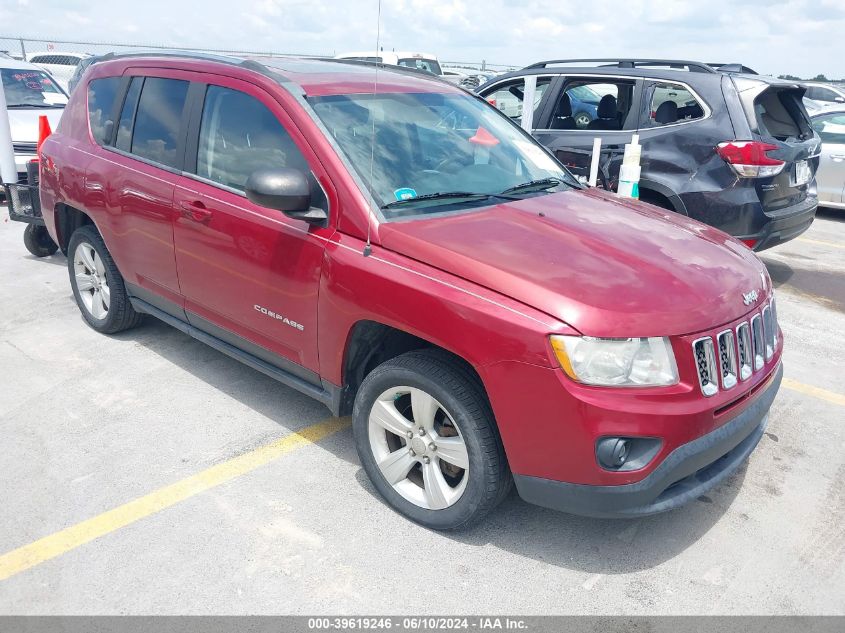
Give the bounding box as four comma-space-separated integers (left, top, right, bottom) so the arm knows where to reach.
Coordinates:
0, 417, 350, 582
783, 378, 845, 407
797, 237, 844, 249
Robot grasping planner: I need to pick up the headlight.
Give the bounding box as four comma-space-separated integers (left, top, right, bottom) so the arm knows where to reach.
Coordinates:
550, 335, 679, 387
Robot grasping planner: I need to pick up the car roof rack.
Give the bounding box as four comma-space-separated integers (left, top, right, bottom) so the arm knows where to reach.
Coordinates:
525, 58, 720, 74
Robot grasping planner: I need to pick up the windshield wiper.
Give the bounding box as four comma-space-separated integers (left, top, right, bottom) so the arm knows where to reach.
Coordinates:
6, 104, 65, 109
381, 191, 516, 209
499, 177, 563, 195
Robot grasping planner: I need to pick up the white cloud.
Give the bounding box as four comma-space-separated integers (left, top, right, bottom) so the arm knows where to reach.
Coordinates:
0, 0, 841, 78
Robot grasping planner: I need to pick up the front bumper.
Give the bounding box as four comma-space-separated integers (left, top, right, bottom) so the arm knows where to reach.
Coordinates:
513, 363, 782, 518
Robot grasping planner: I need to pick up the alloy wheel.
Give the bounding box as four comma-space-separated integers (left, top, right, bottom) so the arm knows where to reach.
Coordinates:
367, 386, 469, 510
73, 242, 110, 320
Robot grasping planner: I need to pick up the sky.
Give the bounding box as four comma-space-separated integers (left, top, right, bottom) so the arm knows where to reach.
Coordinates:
1, 0, 843, 78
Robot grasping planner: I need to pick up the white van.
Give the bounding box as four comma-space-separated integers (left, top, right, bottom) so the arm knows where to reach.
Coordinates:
0, 56, 66, 183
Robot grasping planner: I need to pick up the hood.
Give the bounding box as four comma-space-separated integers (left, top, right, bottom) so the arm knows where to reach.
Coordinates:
378, 188, 769, 337
8, 109, 64, 144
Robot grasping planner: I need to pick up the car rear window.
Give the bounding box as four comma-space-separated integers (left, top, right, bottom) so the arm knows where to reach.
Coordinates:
397, 58, 442, 75
753, 88, 812, 141
87, 77, 121, 145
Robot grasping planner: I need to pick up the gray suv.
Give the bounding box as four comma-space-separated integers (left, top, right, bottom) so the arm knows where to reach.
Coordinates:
478, 58, 820, 251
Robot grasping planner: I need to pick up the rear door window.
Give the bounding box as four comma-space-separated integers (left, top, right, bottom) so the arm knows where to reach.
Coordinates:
644, 82, 705, 127
87, 76, 121, 145
554, 79, 636, 130
128, 77, 189, 168
484, 77, 552, 124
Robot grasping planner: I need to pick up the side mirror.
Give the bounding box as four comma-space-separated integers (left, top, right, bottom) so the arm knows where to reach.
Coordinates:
245, 168, 327, 225
836, 96, 845, 103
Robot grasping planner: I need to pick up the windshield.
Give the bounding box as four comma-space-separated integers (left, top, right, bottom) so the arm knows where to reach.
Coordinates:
1, 68, 67, 107
310, 91, 574, 219
397, 58, 442, 75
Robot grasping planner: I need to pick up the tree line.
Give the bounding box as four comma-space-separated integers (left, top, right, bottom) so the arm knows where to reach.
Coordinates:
778, 74, 845, 83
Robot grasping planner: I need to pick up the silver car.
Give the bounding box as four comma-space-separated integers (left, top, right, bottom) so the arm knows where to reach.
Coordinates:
810, 107, 845, 209
1, 56, 66, 183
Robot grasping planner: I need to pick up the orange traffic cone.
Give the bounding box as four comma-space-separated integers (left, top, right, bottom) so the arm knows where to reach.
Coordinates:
36, 115, 52, 156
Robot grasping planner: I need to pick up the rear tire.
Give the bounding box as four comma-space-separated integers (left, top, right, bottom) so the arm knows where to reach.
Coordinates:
353, 349, 511, 530
23, 224, 58, 258
67, 225, 143, 334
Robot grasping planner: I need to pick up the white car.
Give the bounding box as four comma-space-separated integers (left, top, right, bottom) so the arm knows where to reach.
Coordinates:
1, 56, 66, 183
26, 51, 90, 92
803, 82, 845, 107
334, 51, 443, 76
810, 106, 845, 210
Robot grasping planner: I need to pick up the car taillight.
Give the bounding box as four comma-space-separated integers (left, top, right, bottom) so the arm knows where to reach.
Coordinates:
716, 141, 785, 178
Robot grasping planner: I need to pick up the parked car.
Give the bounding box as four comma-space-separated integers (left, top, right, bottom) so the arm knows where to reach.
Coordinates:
40, 53, 783, 529
803, 82, 845, 106
26, 51, 90, 91
334, 51, 442, 76
478, 58, 820, 251
67, 54, 103, 93
809, 106, 845, 209
0, 56, 66, 183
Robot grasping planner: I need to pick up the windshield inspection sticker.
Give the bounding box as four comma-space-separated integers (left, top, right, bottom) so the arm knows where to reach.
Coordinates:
394, 188, 417, 201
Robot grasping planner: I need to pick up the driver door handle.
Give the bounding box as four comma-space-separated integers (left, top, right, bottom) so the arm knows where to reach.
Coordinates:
179, 200, 213, 223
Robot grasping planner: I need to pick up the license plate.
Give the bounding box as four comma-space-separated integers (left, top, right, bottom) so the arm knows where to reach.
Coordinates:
793, 160, 811, 186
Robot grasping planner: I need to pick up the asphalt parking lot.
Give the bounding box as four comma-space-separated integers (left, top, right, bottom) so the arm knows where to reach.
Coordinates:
1, 206, 844, 615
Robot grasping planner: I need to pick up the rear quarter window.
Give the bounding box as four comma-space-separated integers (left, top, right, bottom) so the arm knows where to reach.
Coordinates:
87, 77, 121, 146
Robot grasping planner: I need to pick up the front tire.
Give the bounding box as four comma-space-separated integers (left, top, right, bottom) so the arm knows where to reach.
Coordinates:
353, 350, 511, 530
23, 224, 59, 257
67, 225, 143, 334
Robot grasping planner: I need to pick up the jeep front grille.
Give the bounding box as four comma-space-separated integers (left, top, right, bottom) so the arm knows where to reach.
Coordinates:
750, 314, 764, 371
693, 337, 718, 397
693, 302, 777, 397
736, 322, 753, 381
716, 330, 737, 389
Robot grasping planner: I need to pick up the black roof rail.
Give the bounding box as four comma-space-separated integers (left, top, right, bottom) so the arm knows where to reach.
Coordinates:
524, 58, 719, 73
707, 63, 758, 75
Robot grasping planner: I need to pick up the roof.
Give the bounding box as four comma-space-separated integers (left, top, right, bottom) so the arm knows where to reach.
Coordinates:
92, 52, 462, 97
0, 56, 47, 71
481, 58, 798, 91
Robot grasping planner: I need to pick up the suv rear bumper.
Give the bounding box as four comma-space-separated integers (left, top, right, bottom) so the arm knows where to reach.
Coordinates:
513, 363, 782, 518
740, 195, 817, 252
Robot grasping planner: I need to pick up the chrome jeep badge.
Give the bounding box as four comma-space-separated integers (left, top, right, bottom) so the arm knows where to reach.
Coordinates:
742, 289, 759, 306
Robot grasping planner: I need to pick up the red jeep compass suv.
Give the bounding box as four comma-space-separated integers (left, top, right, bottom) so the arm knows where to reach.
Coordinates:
39, 53, 783, 529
